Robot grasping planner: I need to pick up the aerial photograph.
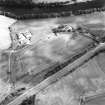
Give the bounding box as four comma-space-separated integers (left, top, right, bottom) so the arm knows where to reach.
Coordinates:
0, 0, 105, 105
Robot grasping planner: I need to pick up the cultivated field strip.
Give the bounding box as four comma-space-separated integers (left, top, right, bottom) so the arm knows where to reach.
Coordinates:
0, 0, 105, 19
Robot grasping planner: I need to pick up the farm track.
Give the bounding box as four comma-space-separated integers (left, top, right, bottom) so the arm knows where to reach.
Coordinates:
80, 91, 105, 105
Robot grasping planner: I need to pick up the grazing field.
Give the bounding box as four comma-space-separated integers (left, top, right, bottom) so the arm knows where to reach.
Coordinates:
35, 52, 105, 105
